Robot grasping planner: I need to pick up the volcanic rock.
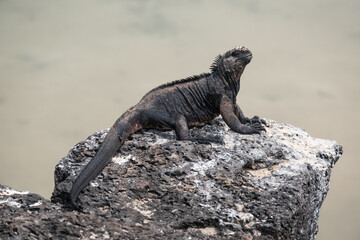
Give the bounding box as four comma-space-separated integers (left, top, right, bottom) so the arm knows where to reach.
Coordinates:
1, 118, 342, 239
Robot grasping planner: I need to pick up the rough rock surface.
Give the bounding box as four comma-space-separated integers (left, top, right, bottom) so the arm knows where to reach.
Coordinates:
1, 118, 342, 239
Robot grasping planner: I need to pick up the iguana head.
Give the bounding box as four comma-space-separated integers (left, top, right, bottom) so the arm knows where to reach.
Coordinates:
210, 46, 252, 74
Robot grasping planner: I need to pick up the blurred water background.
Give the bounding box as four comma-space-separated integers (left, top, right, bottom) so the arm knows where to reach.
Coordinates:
0, 1, 359, 239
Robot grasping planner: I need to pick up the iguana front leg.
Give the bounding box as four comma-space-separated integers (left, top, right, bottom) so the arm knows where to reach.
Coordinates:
234, 104, 266, 125
220, 97, 265, 134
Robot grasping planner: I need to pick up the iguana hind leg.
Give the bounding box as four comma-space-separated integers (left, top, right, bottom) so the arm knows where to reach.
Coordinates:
143, 110, 222, 143
174, 114, 222, 143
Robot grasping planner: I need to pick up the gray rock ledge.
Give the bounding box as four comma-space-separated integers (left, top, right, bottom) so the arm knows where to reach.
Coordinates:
1, 118, 342, 239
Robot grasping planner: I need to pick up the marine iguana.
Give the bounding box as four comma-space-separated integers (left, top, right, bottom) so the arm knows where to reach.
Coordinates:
69, 46, 266, 209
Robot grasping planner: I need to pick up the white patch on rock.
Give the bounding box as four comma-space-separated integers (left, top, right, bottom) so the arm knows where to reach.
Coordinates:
224, 133, 235, 149
112, 154, 133, 165
196, 227, 217, 236
249, 148, 267, 160
194, 179, 215, 201
90, 181, 100, 188
0, 187, 29, 196
29, 201, 43, 207
0, 198, 22, 208
223, 208, 255, 223
191, 159, 216, 176
150, 137, 169, 146
264, 119, 341, 173
131, 199, 155, 218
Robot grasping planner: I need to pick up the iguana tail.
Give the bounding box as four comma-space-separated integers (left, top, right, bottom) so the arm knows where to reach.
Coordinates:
69, 111, 142, 209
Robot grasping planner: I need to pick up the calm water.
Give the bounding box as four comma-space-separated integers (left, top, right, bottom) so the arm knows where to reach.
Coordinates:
0, 1, 359, 239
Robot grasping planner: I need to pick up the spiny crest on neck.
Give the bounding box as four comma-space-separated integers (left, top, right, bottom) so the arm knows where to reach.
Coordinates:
210, 54, 222, 73
149, 73, 211, 92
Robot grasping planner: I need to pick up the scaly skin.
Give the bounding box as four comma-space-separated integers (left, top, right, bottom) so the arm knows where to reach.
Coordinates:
69, 46, 266, 209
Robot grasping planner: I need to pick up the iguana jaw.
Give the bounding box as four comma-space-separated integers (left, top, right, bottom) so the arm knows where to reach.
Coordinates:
239, 53, 252, 65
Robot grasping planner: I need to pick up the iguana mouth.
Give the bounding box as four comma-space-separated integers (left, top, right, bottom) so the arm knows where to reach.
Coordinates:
242, 53, 252, 59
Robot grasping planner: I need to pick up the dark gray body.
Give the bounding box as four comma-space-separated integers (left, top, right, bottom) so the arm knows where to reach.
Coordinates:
69, 46, 266, 209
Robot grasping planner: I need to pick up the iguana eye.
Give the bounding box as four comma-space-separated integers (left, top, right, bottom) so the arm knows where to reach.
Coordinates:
231, 50, 242, 57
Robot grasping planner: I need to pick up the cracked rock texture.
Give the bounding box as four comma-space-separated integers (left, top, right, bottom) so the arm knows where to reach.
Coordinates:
1, 118, 342, 239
